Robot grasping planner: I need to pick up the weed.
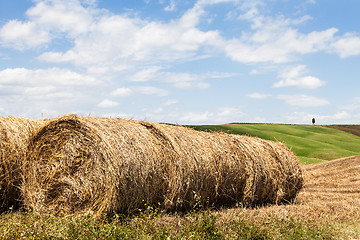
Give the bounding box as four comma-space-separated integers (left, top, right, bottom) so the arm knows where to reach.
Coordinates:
0, 209, 349, 239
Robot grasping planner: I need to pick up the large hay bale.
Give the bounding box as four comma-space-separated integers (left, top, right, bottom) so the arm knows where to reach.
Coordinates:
0, 116, 44, 210
22, 114, 303, 216
145, 123, 303, 208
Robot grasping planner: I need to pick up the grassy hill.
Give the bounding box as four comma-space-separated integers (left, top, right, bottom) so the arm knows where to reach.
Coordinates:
189, 124, 360, 164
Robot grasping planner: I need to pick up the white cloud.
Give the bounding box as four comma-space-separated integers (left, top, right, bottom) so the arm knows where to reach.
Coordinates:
178, 106, 245, 124
222, 1, 360, 63
124, 70, 228, 90
0, 20, 50, 49
0, 67, 100, 117
109, 86, 168, 97
136, 86, 168, 96
130, 67, 162, 82
164, 72, 210, 89
2, 0, 360, 123
337, 97, 360, 112
164, 99, 179, 106
277, 94, 329, 107
97, 99, 119, 108
154, 107, 164, 113
333, 111, 351, 120
180, 112, 213, 123
162, 71, 235, 89
0, 67, 99, 86
34, 2, 221, 72
26, 0, 93, 36
0, 0, 94, 49
164, 0, 177, 11
110, 88, 133, 97
224, 22, 338, 64
215, 106, 246, 122
331, 34, 360, 58
274, 65, 326, 89
247, 93, 271, 99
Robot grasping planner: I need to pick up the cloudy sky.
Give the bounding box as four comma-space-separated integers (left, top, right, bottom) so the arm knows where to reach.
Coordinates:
1, 0, 360, 124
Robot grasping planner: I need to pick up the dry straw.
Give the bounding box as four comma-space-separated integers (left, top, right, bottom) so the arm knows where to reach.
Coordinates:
0, 116, 44, 210
22, 114, 303, 216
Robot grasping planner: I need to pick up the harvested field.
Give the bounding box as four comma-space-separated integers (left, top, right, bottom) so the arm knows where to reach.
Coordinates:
21, 114, 303, 216
299, 155, 360, 220
216, 155, 360, 234
0, 117, 44, 210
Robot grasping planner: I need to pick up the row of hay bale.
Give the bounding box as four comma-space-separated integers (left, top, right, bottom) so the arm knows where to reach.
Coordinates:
0, 114, 303, 216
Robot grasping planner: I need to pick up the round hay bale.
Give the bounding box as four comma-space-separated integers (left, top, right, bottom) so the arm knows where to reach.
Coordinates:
22, 114, 303, 216
145, 123, 303, 208
0, 116, 44, 210
22, 114, 168, 215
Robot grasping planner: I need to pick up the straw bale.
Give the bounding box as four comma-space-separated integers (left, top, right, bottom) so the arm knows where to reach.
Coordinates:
0, 116, 44, 210
22, 114, 303, 216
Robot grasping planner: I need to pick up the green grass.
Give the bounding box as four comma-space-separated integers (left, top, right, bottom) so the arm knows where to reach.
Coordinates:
0, 209, 342, 240
189, 124, 360, 164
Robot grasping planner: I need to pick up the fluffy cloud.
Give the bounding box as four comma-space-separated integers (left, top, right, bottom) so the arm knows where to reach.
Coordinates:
222, 1, 360, 64
110, 86, 168, 97
0, 67, 99, 86
164, 0, 177, 11
277, 94, 329, 107
0, 67, 100, 117
97, 99, 119, 108
331, 33, 360, 58
0, 20, 50, 49
136, 86, 168, 97
247, 93, 271, 99
3, 0, 360, 69
32, 1, 221, 74
179, 111, 214, 123
178, 106, 245, 124
110, 88, 133, 97
274, 65, 326, 89
1, 0, 360, 122
164, 99, 179, 106
0, 0, 94, 49
124, 69, 231, 89
224, 15, 338, 64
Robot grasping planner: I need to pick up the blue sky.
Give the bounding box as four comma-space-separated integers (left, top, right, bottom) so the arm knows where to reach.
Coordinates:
1, 0, 360, 124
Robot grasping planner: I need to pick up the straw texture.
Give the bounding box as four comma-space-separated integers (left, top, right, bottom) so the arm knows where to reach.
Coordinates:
22, 114, 303, 216
0, 116, 44, 210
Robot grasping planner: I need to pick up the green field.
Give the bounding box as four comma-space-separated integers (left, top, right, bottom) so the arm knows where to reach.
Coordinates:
189, 124, 360, 164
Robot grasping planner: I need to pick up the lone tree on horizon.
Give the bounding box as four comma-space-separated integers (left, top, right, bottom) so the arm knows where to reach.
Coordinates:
312, 118, 315, 125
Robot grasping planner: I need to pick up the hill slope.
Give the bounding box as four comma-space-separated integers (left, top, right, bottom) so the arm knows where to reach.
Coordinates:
295, 155, 360, 222
326, 125, 360, 137
189, 124, 360, 164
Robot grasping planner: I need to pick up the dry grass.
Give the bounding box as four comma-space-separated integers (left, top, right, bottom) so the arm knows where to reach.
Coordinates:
214, 155, 360, 238
22, 114, 303, 216
0, 116, 44, 210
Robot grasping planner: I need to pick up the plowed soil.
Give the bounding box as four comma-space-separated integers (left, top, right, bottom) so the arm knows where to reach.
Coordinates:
327, 125, 360, 137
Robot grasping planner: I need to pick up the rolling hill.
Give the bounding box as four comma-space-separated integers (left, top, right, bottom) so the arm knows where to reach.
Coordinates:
189, 124, 360, 164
